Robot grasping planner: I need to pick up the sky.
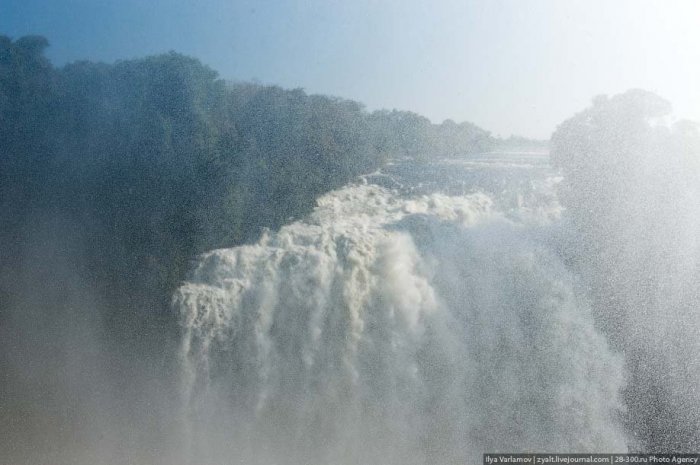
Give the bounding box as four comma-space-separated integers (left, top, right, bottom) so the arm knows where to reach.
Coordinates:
2, 0, 699, 138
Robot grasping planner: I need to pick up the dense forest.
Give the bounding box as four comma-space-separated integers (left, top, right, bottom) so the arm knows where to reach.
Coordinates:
0, 35, 497, 452
0, 34, 495, 335
551, 90, 700, 449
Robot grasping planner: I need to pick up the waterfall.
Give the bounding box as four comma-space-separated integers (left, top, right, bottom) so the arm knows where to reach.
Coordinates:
174, 157, 628, 464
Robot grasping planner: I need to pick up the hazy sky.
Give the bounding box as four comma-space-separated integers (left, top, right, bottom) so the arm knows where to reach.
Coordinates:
2, 0, 698, 138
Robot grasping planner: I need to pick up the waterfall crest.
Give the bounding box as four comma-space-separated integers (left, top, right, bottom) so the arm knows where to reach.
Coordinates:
174, 174, 627, 464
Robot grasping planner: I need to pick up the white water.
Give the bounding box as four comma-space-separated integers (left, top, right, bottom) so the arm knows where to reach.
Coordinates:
174, 155, 628, 464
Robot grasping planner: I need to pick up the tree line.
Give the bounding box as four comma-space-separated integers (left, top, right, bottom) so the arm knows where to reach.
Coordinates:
551, 89, 700, 450
0, 35, 495, 346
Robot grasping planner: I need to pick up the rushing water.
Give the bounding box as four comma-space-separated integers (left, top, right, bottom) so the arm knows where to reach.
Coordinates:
173, 152, 634, 464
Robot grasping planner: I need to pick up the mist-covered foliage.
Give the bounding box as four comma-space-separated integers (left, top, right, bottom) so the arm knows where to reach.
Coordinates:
0, 35, 493, 461
551, 89, 700, 450
0, 31, 499, 389
495, 134, 549, 152
0, 35, 492, 325
368, 109, 494, 159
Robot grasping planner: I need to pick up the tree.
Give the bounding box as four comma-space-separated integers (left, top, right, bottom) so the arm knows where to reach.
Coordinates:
551, 89, 700, 450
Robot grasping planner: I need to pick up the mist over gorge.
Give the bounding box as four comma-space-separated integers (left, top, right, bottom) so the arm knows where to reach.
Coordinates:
1, 33, 699, 465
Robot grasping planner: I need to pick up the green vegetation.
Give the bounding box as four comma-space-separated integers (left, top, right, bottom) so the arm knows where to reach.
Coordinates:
551, 89, 700, 450
494, 134, 549, 152
0, 35, 494, 345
